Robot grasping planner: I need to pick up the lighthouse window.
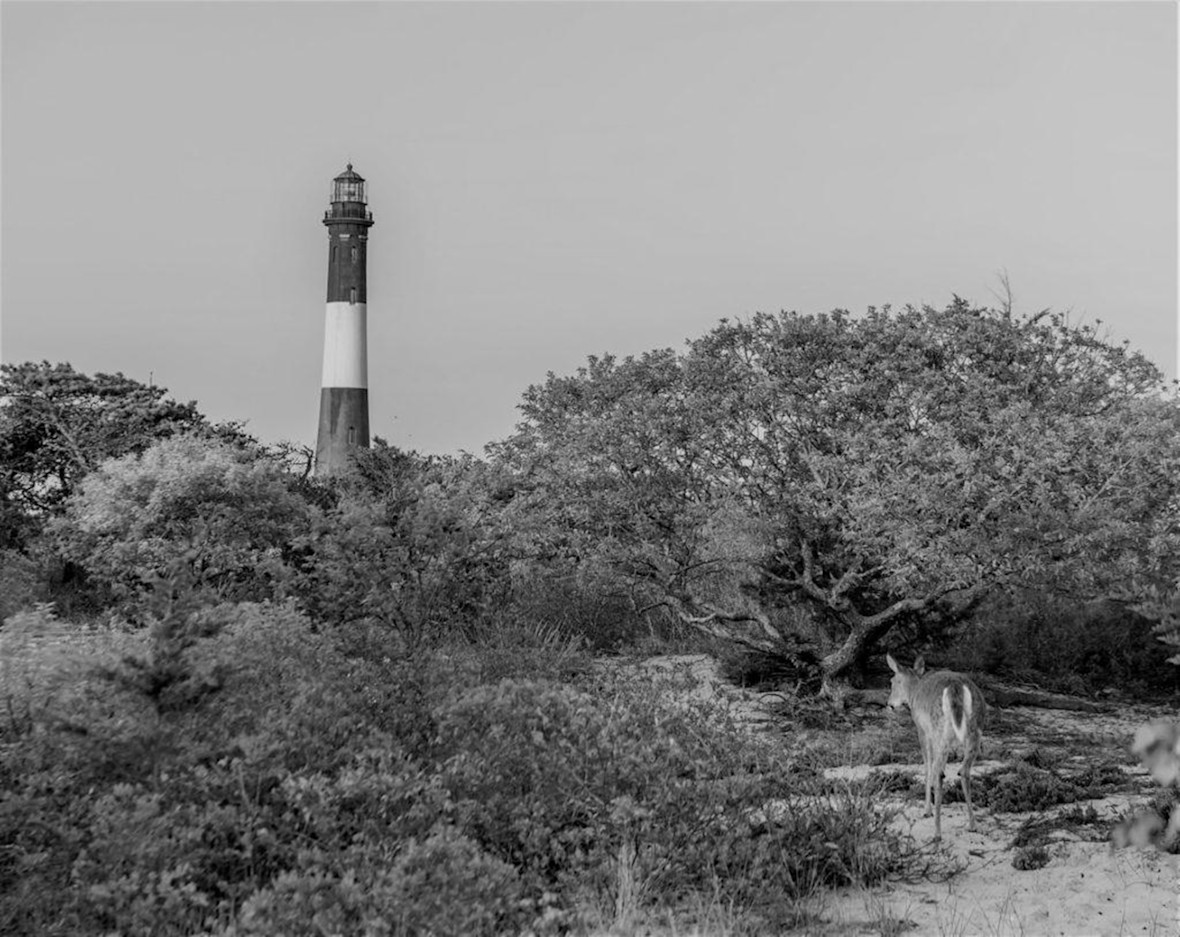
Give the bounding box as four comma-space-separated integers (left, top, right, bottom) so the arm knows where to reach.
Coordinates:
347, 426, 357, 445
331, 244, 337, 262
351, 246, 358, 263
350, 287, 357, 303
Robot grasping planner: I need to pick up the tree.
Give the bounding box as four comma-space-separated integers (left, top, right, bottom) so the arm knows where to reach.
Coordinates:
294, 441, 514, 647
493, 300, 1180, 693
0, 361, 240, 518
47, 434, 317, 610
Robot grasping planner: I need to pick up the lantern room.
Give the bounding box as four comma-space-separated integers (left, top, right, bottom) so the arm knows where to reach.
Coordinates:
331, 163, 366, 203
324, 164, 374, 225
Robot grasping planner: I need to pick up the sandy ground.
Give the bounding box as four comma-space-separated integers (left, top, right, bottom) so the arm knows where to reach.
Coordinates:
619, 655, 1180, 937
820, 791, 1177, 936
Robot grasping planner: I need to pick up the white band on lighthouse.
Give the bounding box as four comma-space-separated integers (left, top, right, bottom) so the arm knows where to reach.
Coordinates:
321, 302, 368, 388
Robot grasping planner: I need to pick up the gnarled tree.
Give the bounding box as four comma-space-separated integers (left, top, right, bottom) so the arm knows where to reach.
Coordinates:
493, 300, 1179, 693
0, 361, 232, 518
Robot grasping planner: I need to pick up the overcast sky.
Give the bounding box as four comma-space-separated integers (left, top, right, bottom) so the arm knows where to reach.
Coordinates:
2, 1, 1176, 455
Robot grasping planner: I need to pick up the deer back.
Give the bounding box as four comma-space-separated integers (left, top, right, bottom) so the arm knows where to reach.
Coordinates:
909, 670, 986, 745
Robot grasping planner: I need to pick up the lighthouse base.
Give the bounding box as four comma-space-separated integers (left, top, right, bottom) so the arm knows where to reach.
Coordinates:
314, 387, 370, 477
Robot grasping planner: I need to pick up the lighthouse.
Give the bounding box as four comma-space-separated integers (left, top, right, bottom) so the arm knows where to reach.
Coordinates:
315, 164, 374, 476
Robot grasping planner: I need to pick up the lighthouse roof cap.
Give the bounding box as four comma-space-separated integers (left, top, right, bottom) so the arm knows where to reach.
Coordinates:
335, 163, 365, 182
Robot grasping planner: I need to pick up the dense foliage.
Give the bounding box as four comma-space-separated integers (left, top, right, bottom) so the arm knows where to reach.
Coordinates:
0, 600, 908, 935
0, 361, 238, 520
47, 435, 315, 611
2, 291, 1179, 932
293, 443, 513, 649
493, 301, 1180, 689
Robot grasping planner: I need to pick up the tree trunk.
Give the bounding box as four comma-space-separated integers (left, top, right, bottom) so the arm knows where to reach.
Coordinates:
817, 613, 897, 696
815, 585, 992, 696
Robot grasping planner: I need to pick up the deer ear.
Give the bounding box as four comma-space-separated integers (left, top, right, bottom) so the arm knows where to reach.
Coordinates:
913, 656, 926, 675
886, 654, 900, 674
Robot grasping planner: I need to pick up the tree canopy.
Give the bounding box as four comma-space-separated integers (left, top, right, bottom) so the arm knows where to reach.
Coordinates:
0, 361, 230, 518
47, 434, 315, 609
493, 300, 1180, 691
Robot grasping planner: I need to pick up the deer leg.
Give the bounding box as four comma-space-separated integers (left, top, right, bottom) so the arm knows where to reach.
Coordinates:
921, 732, 934, 817
932, 745, 948, 841
961, 737, 978, 832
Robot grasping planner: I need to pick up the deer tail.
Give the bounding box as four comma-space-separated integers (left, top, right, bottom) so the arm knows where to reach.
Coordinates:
943, 686, 972, 743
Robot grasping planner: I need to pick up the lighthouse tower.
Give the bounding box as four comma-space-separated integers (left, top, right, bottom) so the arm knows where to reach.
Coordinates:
315, 164, 374, 476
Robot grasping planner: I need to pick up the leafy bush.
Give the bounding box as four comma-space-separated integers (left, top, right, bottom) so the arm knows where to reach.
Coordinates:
0, 361, 220, 516
0, 601, 435, 934
950, 592, 1177, 698
1012, 804, 1106, 850
232, 828, 526, 937
381, 826, 527, 935
0, 603, 147, 751
974, 763, 1085, 812
232, 870, 376, 937
447, 614, 590, 686
71, 785, 224, 936
276, 747, 448, 859
294, 455, 511, 648
434, 672, 909, 919
506, 574, 669, 652
1, 594, 917, 934
0, 550, 42, 621
1012, 845, 1050, 870
716, 639, 824, 694
433, 679, 613, 887
46, 435, 315, 612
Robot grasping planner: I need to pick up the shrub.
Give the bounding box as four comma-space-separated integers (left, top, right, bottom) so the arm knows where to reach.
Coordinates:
950, 592, 1177, 697
1012, 804, 1107, 850
433, 679, 610, 886
716, 640, 824, 694
381, 827, 527, 935
295, 450, 512, 649
232, 870, 377, 937
434, 673, 909, 920
71, 785, 222, 936
0, 599, 471, 935
1, 596, 918, 934
232, 828, 527, 937
0, 603, 149, 763
0, 550, 42, 622
974, 763, 1084, 812
447, 613, 590, 686
46, 435, 315, 612
1012, 845, 1050, 871
276, 747, 449, 858
506, 574, 664, 652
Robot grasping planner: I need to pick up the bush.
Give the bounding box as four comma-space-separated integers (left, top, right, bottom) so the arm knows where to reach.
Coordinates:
1012, 845, 1050, 870
0, 603, 148, 755
295, 493, 506, 649
974, 763, 1084, 812
433, 679, 611, 887
71, 785, 223, 936
716, 639, 824, 694
0, 601, 446, 935
233, 827, 527, 937
949, 592, 1177, 698
0, 550, 42, 622
434, 672, 909, 919
381, 827, 527, 935
232, 869, 380, 937
1, 596, 917, 934
506, 574, 666, 652
46, 435, 315, 612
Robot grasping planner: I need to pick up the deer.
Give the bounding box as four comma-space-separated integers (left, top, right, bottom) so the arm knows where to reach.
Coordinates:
886, 654, 987, 841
